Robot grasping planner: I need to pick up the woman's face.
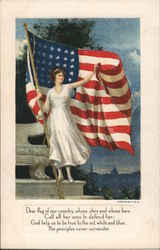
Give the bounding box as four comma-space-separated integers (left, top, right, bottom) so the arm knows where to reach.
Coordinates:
55, 72, 65, 84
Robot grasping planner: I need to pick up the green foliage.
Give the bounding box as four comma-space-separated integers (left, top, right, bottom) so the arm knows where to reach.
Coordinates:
33, 19, 102, 50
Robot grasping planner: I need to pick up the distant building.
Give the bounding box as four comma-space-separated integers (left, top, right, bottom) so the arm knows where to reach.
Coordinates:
111, 166, 119, 176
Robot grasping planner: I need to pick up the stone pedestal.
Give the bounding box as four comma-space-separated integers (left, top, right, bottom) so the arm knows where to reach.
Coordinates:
16, 179, 104, 199
16, 123, 104, 200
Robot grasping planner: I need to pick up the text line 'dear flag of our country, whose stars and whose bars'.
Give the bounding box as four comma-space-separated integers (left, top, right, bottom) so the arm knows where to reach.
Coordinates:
25, 30, 134, 155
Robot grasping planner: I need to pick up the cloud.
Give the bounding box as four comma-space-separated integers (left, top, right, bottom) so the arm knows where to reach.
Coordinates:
129, 50, 140, 65
132, 90, 140, 111
16, 39, 27, 59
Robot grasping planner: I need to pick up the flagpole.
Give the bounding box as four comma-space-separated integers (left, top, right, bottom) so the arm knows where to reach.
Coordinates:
23, 22, 64, 199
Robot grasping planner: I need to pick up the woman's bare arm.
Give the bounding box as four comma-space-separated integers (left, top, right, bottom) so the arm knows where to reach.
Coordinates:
71, 64, 98, 89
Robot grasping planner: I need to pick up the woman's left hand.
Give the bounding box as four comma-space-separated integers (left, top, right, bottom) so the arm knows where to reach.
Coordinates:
94, 63, 100, 73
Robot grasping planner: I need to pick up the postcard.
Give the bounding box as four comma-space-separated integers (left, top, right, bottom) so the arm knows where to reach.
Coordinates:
1, 0, 159, 249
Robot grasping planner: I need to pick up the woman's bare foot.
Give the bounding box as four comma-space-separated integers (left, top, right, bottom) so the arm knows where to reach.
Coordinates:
66, 166, 74, 182
58, 169, 64, 182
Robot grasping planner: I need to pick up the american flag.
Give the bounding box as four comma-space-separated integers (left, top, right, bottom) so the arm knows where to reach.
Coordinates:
26, 31, 134, 155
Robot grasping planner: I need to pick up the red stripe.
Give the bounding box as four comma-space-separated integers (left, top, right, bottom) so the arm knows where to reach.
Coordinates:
82, 80, 104, 91
121, 109, 131, 117
84, 136, 134, 155
107, 125, 131, 135
37, 113, 47, 124
26, 91, 46, 102
112, 89, 131, 104
100, 75, 127, 89
78, 75, 127, 90
76, 91, 131, 105
32, 101, 40, 115
79, 63, 95, 72
39, 119, 44, 124
76, 123, 131, 135
26, 90, 37, 103
75, 92, 113, 105
98, 62, 123, 75
41, 95, 46, 102
78, 49, 120, 60
84, 136, 117, 150
79, 62, 122, 75
70, 106, 129, 120
114, 141, 134, 155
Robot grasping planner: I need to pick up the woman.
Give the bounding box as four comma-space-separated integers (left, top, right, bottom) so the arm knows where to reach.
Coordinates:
37, 64, 98, 182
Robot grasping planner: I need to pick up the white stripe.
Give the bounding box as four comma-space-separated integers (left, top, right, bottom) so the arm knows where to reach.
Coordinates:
79, 55, 119, 66
70, 98, 131, 112
77, 84, 130, 99
72, 113, 130, 127
107, 82, 129, 97
79, 70, 97, 81
38, 110, 42, 117
28, 96, 37, 108
99, 68, 125, 83
116, 98, 131, 112
79, 68, 125, 82
82, 132, 131, 144
76, 86, 110, 97
26, 81, 36, 93
26, 84, 50, 97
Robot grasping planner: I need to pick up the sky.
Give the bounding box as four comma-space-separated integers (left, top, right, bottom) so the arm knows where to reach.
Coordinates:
16, 18, 140, 174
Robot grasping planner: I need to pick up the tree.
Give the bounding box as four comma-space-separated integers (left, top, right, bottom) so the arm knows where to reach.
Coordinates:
33, 19, 102, 49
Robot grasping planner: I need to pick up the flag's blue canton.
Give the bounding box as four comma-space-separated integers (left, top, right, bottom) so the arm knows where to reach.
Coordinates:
26, 31, 79, 89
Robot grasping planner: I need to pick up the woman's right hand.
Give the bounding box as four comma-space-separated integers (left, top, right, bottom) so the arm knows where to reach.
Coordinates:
36, 89, 43, 100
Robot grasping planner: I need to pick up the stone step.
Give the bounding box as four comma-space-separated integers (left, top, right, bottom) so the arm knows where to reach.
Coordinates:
16, 179, 104, 200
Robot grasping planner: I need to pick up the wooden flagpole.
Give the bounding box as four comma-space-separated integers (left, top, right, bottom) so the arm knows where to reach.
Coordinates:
23, 22, 64, 199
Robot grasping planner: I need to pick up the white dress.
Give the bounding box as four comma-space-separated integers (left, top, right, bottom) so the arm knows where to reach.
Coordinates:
45, 83, 91, 168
